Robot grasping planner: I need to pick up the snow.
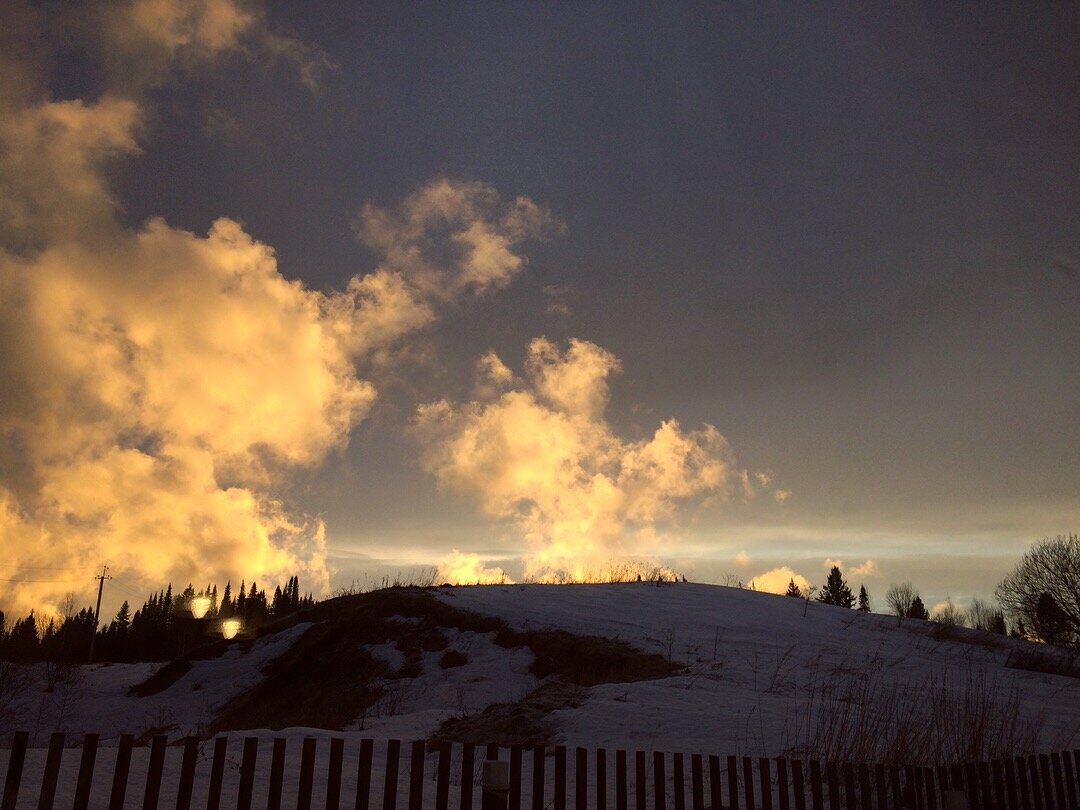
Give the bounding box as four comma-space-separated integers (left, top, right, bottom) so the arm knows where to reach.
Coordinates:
3, 582, 1079, 807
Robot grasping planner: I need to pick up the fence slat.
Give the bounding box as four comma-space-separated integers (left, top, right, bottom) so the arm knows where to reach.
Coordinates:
889, 765, 903, 810
533, 746, 547, 810
141, 735, 167, 810
1063, 751, 1077, 807
672, 752, 684, 810
510, 745, 523, 810
267, 737, 286, 810
1027, 756, 1043, 810
873, 764, 887, 810
990, 759, 1007, 810
653, 752, 666, 810
1004, 758, 1019, 810
328, 737, 345, 810
112, 735, 138, 810
791, 760, 806, 810
857, 764, 872, 810
597, 748, 608, 810
459, 743, 474, 810
37, 731, 64, 810
913, 767, 927, 810
1016, 756, 1033, 810
759, 759, 773, 810
298, 737, 317, 810
615, 750, 627, 810
72, 733, 99, 810
902, 765, 918, 810
2, 731, 29, 810
235, 737, 258, 810
777, 759, 791, 810
923, 768, 937, 810
634, 751, 645, 810
808, 761, 823, 810
743, 757, 756, 810
824, 762, 839, 810
1051, 753, 1066, 808
840, 763, 855, 810
435, 742, 451, 810
204, 736, 226, 810
578, 748, 589, 810
408, 740, 424, 810
556, 746, 567, 810
727, 756, 740, 810
382, 740, 399, 810
690, 755, 704, 810
708, 756, 722, 810
1038, 754, 1054, 809
357, 738, 375, 810
175, 736, 199, 810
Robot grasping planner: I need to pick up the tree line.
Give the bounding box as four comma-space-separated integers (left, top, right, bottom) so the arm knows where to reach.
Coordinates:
0, 576, 314, 664
779, 533, 1079, 646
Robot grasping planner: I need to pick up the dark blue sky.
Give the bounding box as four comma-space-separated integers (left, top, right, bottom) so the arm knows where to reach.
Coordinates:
27, 2, 1080, 598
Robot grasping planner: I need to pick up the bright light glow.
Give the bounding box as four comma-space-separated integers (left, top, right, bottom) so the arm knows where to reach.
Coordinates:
190, 596, 211, 619
221, 618, 242, 640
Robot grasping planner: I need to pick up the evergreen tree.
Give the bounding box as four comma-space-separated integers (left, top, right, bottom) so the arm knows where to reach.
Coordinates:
784, 578, 803, 598
816, 566, 855, 608
906, 594, 929, 620
858, 585, 871, 612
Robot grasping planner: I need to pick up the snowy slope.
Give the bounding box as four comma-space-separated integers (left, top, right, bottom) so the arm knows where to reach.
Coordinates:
433, 582, 1080, 758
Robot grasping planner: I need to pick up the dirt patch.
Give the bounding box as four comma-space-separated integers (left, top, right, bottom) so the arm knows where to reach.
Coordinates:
210, 587, 676, 734
128, 660, 192, 697
433, 678, 587, 747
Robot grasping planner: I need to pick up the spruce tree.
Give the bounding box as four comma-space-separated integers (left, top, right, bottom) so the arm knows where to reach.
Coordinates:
816, 566, 855, 608
785, 578, 803, 598
906, 594, 929, 620
858, 585, 871, 612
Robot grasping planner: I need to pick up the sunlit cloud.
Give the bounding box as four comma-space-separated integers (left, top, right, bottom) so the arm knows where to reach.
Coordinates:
749, 566, 809, 595
0, 2, 549, 615
414, 337, 750, 581
734, 551, 752, 567
436, 551, 512, 586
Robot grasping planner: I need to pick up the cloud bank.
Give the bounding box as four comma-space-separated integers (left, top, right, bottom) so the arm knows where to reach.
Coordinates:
415, 338, 748, 582
0, 0, 548, 615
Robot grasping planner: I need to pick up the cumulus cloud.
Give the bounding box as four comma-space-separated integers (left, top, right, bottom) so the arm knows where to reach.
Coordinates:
749, 567, 809, 595
0, 1, 548, 615
823, 558, 879, 578
436, 551, 511, 586
414, 338, 744, 582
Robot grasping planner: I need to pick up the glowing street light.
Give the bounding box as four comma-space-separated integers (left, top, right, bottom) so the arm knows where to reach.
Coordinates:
221, 618, 242, 640
190, 596, 211, 619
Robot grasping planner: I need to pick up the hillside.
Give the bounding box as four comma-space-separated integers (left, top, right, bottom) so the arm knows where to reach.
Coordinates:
3, 582, 1078, 764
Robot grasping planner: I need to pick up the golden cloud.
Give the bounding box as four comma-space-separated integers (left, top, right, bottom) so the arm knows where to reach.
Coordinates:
414, 338, 742, 582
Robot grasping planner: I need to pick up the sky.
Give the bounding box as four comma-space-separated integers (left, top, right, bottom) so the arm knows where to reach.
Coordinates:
0, 1, 1077, 619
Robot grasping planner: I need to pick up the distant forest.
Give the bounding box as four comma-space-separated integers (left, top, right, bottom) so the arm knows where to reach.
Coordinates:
0, 577, 314, 664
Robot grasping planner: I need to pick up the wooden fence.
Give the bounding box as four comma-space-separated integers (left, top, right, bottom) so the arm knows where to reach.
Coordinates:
2, 731, 1079, 810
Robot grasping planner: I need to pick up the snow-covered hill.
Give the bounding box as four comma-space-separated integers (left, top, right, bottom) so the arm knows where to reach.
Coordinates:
3, 582, 1078, 761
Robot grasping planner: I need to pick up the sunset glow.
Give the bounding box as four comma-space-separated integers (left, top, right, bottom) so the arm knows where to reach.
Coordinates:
1, 0, 1076, 621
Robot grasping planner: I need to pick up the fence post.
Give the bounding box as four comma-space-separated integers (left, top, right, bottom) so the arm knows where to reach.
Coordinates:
727, 756, 740, 810
72, 733, 98, 810
328, 737, 345, 810
708, 757, 722, 810
175, 736, 199, 810
654, 752, 666, 810
435, 741, 451, 810
267, 737, 286, 810
204, 736, 227, 810
408, 740, 425, 810
597, 748, 608, 810
460, 743, 475, 810
615, 750, 627, 810
37, 731, 65, 810
555, 746, 567, 810
383, 739, 400, 810
672, 752, 684, 810
357, 738, 374, 810
235, 737, 258, 810
690, 755, 703, 810
141, 735, 167, 810
533, 746, 546, 810
298, 737, 317, 810
1, 730, 29, 810
578, 748, 589, 810
777, 759, 791, 810
510, 745, 522, 810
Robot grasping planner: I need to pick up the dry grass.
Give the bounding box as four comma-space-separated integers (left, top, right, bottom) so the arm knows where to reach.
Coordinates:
211, 587, 674, 735
432, 679, 587, 747
781, 656, 1066, 765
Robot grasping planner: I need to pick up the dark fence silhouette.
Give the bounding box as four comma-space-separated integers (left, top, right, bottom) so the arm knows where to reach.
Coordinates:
2, 731, 1079, 810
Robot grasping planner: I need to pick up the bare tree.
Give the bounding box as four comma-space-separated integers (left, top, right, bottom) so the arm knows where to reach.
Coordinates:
886, 583, 915, 622
996, 533, 1080, 646
932, 597, 965, 627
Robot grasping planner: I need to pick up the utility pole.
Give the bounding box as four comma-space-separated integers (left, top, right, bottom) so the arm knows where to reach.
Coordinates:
87, 565, 111, 664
